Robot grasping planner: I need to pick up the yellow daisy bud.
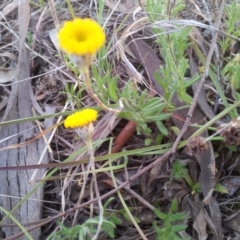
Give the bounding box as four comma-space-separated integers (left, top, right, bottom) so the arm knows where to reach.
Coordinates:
64, 109, 98, 129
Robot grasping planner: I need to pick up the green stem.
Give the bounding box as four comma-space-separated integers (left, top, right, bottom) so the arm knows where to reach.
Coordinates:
0, 206, 33, 240
65, 0, 75, 19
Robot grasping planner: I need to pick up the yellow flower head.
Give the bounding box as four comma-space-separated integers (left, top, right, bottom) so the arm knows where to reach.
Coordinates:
64, 109, 98, 129
58, 18, 106, 56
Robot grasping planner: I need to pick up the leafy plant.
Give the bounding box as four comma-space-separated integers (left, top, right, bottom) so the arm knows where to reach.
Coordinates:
47, 198, 123, 240
146, 0, 199, 105
222, 53, 240, 101
170, 160, 200, 194
171, 160, 228, 195
63, 82, 84, 109
119, 84, 171, 135
93, 64, 172, 135
153, 198, 189, 240
218, 0, 240, 56
46, 217, 116, 240
219, 1, 240, 102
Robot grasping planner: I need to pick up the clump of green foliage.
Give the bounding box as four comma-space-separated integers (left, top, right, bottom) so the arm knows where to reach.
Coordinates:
46, 217, 117, 240
153, 198, 189, 240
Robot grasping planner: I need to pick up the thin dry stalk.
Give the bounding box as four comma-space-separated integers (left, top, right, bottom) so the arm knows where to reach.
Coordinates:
72, 163, 91, 226
86, 139, 103, 240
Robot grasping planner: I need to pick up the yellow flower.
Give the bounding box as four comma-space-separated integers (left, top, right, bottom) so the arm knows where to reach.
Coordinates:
58, 18, 106, 56
64, 109, 98, 129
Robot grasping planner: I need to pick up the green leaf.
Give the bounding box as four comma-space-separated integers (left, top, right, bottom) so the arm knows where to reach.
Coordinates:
184, 74, 200, 88
235, 92, 240, 101
170, 198, 178, 213
192, 182, 201, 194
122, 212, 140, 223
170, 126, 181, 136
171, 4, 185, 16
137, 90, 148, 108
144, 113, 172, 121
103, 197, 115, 210
109, 214, 122, 225
171, 159, 187, 180
156, 120, 169, 135
102, 221, 116, 238
164, 224, 173, 236
107, 76, 118, 101
141, 98, 165, 111
156, 134, 163, 144
171, 224, 188, 232
78, 226, 87, 240
85, 218, 99, 225
154, 71, 167, 91
214, 183, 229, 194
169, 212, 186, 222
145, 138, 152, 146
154, 208, 167, 220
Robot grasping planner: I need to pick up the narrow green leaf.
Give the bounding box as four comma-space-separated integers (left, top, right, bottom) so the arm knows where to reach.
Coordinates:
154, 208, 167, 220
156, 120, 169, 135
171, 224, 188, 232
169, 212, 185, 222
214, 183, 229, 194
170, 198, 178, 213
